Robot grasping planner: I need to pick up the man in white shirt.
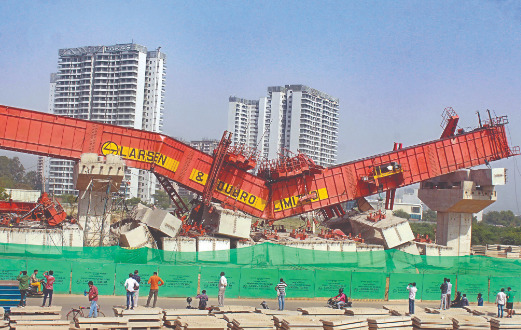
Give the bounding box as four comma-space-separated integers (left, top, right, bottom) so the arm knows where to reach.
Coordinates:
496, 288, 507, 318
124, 273, 139, 310
446, 279, 452, 309
218, 272, 227, 307
407, 283, 418, 314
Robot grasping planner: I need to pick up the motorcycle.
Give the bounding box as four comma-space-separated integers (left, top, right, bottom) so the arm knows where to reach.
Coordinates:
27, 279, 45, 297
327, 297, 352, 309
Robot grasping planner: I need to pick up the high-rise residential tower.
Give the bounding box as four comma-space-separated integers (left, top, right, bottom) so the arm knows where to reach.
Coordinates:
45, 43, 166, 202
228, 85, 339, 167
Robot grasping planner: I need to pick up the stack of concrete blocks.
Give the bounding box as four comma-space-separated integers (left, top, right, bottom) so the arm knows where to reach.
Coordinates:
418, 168, 505, 256
278, 239, 357, 265
142, 208, 182, 238
356, 243, 386, 268
162, 237, 197, 262
0, 225, 83, 248
416, 243, 454, 256
73, 153, 125, 246
119, 223, 157, 249
196, 236, 230, 262
202, 204, 252, 239
349, 209, 418, 254
235, 240, 269, 265
120, 203, 182, 249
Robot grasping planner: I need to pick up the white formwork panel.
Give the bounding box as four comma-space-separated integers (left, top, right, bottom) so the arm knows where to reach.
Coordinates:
197, 237, 230, 262
162, 237, 197, 262
62, 226, 84, 247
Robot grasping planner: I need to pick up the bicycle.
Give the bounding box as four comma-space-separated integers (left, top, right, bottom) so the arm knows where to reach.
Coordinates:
66, 305, 106, 320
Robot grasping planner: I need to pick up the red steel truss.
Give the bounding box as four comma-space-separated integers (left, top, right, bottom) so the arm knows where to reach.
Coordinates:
0, 104, 518, 220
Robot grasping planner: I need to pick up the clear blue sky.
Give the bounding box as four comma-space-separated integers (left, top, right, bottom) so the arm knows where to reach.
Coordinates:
1, 0, 520, 212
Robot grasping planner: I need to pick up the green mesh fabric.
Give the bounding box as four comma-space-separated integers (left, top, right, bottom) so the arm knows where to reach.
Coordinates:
1, 242, 519, 300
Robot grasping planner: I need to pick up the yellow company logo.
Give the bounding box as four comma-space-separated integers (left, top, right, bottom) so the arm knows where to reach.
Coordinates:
273, 188, 329, 212
189, 169, 267, 211
101, 141, 179, 172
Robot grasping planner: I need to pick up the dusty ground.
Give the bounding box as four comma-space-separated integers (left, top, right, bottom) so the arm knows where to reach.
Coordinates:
20, 294, 496, 320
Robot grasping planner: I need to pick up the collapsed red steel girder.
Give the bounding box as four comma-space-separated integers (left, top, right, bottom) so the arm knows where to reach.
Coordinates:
0, 105, 518, 220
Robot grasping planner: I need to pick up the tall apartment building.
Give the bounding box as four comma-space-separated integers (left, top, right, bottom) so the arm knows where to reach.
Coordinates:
45, 43, 166, 202
228, 85, 339, 167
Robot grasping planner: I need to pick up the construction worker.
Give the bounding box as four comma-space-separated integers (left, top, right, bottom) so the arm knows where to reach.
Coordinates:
16, 271, 29, 307
30, 269, 42, 293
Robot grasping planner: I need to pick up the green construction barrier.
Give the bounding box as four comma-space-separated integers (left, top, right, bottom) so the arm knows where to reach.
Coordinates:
388, 273, 423, 301
158, 265, 199, 297
0, 258, 26, 282
114, 264, 158, 296
314, 269, 351, 298
421, 274, 452, 301
239, 267, 278, 298
26, 259, 72, 294
350, 272, 386, 300
278, 268, 315, 298
71, 262, 116, 296
456, 275, 489, 303
200, 266, 240, 298
489, 276, 521, 303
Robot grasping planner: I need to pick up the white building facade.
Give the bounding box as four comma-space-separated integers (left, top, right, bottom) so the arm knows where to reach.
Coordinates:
45, 43, 166, 202
228, 85, 339, 167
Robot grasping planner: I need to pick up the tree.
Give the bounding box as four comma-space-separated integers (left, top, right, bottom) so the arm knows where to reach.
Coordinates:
0, 187, 8, 200
153, 190, 171, 209
393, 209, 410, 220
410, 222, 436, 239
59, 194, 77, 205
23, 171, 42, 190
422, 209, 437, 222
0, 156, 40, 190
126, 197, 144, 207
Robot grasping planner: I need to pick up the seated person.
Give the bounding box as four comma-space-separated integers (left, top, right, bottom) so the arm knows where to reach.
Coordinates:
451, 291, 462, 307
461, 294, 469, 307
477, 293, 484, 306
196, 290, 209, 310
30, 269, 42, 293
333, 288, 352, 308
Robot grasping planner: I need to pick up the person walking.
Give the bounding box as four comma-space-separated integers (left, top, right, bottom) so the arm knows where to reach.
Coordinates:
440, 278, 448, 310
132, 270, 141, 308
407, 282, 418, 314
145, 272, 164, 308
30, 269, 42, 293
87, 281, 98, 318
477, 293, 484, 306
275, 278, 288, 311
446, 279, 452, 309
196, 290, 209, 310
496, 288, 507, 318
218, 272, 227, 307
41, 270, 55, 307
125, 273, 139, 310
506, 287, 515, 318
16, 271, 29, 307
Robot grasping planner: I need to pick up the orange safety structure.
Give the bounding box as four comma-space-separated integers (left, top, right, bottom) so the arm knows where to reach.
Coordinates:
0, 104, 518, 220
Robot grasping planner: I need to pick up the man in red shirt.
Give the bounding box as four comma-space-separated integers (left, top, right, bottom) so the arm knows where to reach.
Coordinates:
41, 270, 55, 307
145, 272, 164, 308
88, 281, 99, 318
